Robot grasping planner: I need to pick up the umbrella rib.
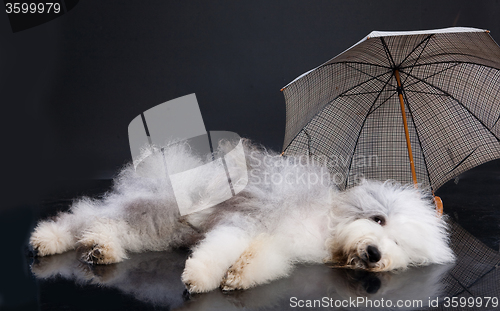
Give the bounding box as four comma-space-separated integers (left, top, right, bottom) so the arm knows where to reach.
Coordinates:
401, 35, 434, 85
366, 92, 398, 116
400, 34, 433, 66
452, 262, 500, 298
405, 90, 448, 96
404, 63, 462, 90
343, 63, 392, 85
493, 113, 500, 128
339, 90, 387, 97
402, 59, 500, 70
400, 70, 500, 143
332, 70, 394, 99
344, 73, 395, 189
331, 70, 393, 97
322, 61, 392, 70
303, 128, 313, 157
447, 273, 474, 297
380, 37, 396, 68
447, 147, 479, 175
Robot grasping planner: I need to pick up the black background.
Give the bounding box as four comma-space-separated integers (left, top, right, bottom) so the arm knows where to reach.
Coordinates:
1, 1, 500, 309
2, 0, 500, 207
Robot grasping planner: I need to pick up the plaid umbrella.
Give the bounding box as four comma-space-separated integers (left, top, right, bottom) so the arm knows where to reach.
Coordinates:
281, 27, 500, 193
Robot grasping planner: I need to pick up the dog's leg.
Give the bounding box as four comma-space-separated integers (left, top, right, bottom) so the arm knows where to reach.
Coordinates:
76, 218, 131, 264
30, 212, 79, 256
182, 226, 252, 293
221, 234, 293, 291
30, 198, 108, 257
76, 211, 195, 265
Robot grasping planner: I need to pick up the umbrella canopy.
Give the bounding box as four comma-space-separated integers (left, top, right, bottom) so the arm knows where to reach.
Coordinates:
282, 27, 500, 191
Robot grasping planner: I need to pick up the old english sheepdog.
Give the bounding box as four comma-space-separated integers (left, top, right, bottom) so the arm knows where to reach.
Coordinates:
30, 140, 454, 293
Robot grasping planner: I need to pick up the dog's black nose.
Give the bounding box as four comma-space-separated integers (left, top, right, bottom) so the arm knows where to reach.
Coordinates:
366, 245, 381, 263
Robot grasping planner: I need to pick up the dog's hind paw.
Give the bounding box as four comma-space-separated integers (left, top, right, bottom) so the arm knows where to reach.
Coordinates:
221, 267, 245, 291
221, 263, 255, 291
76, 219, 128, 265
77, 243, 104, 264
220, 251, 255, 291
182, 257, 222, 293
76, 242, 126, 265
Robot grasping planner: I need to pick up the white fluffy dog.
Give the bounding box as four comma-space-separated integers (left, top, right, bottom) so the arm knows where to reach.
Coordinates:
30, 140, 454, 293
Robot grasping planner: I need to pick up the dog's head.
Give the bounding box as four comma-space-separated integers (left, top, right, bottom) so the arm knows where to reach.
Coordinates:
328, 179, 455, 271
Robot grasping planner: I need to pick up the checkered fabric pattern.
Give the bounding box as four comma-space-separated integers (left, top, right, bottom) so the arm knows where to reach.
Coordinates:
282, 28, 500, 191
438, 219, 500, 310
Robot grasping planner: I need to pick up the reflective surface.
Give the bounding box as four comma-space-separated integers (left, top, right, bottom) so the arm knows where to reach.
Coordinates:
28, 219, 498, 311
32, 249, 455, 310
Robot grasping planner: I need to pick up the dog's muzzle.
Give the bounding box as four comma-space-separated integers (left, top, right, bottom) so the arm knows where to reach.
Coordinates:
366, 245, 381, 263
332, 244, 384, 270
354, 244, 382, 269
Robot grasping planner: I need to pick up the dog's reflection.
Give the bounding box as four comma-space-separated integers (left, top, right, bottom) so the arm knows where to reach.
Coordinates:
32, 250, 189, 309
31, 250, 452, 310
325, 265, 452, 310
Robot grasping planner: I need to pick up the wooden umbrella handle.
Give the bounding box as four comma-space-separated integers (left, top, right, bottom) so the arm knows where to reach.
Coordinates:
394, 69, 418, 187
434, 196, 443, 216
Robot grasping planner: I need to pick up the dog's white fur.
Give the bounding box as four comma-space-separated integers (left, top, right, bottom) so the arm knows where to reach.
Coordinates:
30, 140, 454, 293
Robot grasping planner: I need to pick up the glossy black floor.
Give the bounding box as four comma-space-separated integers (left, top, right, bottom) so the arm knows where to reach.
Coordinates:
2, 160, 499, 311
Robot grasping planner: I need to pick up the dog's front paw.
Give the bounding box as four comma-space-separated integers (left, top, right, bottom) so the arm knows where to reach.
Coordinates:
30, 221, 74, 256
182, 257, 222, 293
